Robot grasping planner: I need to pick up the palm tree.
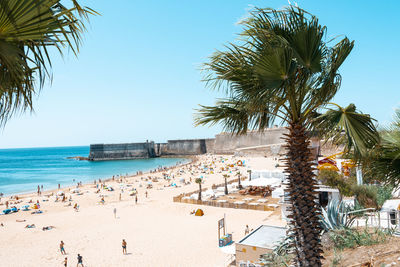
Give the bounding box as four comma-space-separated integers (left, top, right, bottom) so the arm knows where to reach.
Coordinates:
195, 178, 202, 201
363, 109, 400, 188
237, 171, 243, 189
223, 174, 229, 195
0, 0, 97, 126
195, 6, 378, 266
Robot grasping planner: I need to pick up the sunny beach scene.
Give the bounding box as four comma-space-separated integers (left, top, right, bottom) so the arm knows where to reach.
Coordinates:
0, 1, 400, 266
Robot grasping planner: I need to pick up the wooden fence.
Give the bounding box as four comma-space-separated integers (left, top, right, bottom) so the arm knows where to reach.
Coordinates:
173, 178, 276, 211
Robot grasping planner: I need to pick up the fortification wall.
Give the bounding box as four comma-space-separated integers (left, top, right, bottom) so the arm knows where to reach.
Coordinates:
213, 128, 288, 154
87, 128, 301, 160
163, 139, 207, 156
89, 142, 155, 161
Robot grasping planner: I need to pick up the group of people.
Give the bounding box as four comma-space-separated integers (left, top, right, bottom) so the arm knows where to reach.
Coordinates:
59, 239, 128, 266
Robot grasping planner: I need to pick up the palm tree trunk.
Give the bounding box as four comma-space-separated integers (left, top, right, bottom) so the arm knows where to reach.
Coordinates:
198, 183, 202, 201
238, 175, 242, 189
284, 122, 323, 266
224, 178, 228, 195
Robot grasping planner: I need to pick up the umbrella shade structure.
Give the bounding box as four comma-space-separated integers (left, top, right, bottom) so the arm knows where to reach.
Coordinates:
317, 163, 339, 171
242, 178, 281, 187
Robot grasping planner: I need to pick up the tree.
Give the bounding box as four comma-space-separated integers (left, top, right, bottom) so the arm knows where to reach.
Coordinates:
195, 6, 378, 266
363, 109, 400, 188
222, 174, 229, 194
0, 0, 97, 126
237, 171, 243, 189
195, 178, 202, 201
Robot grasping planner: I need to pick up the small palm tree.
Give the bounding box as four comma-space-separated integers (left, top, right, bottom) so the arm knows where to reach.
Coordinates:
195, 178, 202, 201
237, 171, 243, 189
0, 0, 97, 126
195, 6, 378, 266
223, 174, 229, 194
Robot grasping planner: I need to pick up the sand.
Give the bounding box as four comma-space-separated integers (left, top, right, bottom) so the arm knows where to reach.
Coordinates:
0, 155, 285, 267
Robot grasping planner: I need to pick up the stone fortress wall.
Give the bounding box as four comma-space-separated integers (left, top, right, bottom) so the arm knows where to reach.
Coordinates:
88, 127, 332, 160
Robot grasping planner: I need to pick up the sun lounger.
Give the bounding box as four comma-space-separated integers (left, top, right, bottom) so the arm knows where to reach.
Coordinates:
257, 199, 268, 203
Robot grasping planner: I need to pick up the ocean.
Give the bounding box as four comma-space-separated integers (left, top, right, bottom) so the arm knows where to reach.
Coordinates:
0, 146, 187, 196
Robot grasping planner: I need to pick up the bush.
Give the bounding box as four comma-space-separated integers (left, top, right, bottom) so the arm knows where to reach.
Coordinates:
376, 185, 394, 209
329, 227, 390, 250
317, 170, 356, 197
351, 185, 378, 209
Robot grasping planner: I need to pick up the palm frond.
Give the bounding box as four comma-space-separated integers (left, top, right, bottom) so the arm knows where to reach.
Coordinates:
312, 103, 379, 158
0, 0, 97, 126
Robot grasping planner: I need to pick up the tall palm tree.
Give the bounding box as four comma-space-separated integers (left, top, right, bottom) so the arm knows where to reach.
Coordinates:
0, 0, 97, 126
195, 6, 378, 266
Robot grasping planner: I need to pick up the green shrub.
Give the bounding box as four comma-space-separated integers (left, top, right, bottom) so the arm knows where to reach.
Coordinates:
317, 170, 356, 197
329, 227, 390, 250
376, 185, 394, 209
351, 185, 378, 209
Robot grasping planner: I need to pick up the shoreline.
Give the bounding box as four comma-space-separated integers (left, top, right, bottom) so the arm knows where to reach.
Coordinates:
3, 156, 195, 198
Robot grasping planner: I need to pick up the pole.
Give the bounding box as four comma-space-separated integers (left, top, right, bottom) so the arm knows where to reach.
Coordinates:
224, 213, 226, 236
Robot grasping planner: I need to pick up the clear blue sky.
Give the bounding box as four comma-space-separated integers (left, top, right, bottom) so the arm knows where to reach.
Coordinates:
1, 0, 399, 148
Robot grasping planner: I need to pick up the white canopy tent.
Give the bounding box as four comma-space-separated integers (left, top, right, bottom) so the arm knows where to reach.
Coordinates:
242, 178, 281, 187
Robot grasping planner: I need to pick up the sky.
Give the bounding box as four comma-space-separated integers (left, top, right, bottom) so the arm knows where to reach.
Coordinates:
1, 0, 399, 149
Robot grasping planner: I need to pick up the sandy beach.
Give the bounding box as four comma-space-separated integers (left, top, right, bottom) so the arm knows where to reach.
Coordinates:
0, 155, 285, 267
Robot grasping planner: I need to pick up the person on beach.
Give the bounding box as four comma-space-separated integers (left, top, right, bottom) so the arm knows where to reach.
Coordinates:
122, 239, 127, 255
37, 185, 41, 196
135, 195, 138, 204
245, 225, 250, 235
77, 254, 84, 267
62, 257, 67, 267
58, 184, 60, 189
119, 193, 121, 201
113, 207, 117, 218
60, 241, 66, 255
145, 191, 148, 198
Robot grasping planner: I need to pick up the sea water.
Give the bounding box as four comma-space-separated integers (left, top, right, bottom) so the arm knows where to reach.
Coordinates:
0, 146, 187, 196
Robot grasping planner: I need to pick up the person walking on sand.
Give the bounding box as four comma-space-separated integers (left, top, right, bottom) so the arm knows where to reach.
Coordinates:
245, 225, 250, 235
113, 207, 117, 218
76, 254, 84, 267
122, 239, 127, 255
135, 195, 138, 204
62, 257, 67, 267
145, 191, 148, 198
60, 241, 66, 255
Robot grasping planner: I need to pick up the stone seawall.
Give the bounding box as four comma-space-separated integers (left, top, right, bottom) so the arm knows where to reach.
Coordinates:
89, 142, 155, 161
87, 127, 306, 160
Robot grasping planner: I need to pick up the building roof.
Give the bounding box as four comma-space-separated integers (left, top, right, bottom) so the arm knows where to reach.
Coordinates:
238, 225, 286, 249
